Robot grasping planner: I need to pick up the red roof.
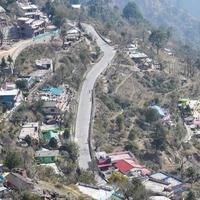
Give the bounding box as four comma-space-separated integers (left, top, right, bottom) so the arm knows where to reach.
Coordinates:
114, 160, 135, 173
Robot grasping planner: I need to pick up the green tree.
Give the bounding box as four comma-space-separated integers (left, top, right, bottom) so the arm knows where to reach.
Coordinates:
185, 191, 196, 200
60, 141, 79, 162
149, 29, 169, 54
16, 80, 28, 90
124, 141, 139, 156
10, 112, 23, 125
145, 108, 160, 123
42, 0, 55, 20
123, 2, 143, 24
0, 30, 3, 46
77, 169, 96, 184
63, 129, 70, 139
151, 123, 167, 152
116, 114, 124, 131
186, 167, 199, 185
53, 15, 65, 28
128, 129, 137, 140
111, 177, 148, 200
24, 135, 32, 146
4, 151, 21, 170
1, 57, 7, 69
21, 192, 40, 200
49, 137, 58, 149
60, 27, 67, 48
7, 55, 13, 66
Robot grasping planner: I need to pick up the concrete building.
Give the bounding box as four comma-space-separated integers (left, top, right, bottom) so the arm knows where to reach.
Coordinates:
41, 101, 62, 115
66, 28, 81, 41
19, 122, 40, 143
16, 1, 49, 38
35, 58, 53, 71
17, 17, 45, 38
0, 89, 19, 107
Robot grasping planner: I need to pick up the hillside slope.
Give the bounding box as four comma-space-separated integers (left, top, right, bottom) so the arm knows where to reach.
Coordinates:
112, 0, 200, 48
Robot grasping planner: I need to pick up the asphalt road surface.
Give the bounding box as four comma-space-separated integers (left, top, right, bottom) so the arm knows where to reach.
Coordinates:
75, 24, 116, 169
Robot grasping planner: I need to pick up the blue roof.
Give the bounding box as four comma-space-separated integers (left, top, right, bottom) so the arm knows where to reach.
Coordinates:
150, 105, 165, 116
42, 87, 64, 96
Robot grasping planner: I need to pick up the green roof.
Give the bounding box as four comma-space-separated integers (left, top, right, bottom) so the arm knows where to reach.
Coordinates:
43, 130, 59, 141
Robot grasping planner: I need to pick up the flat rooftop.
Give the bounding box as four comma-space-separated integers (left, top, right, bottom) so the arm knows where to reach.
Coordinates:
0, 89, 19, 96
78, 185, 113, 200
20, 4, 38, 10
35, 150, 59, 157
19, 122, 39, 140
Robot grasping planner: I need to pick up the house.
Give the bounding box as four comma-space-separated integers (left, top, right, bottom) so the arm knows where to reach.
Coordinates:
17, 17, 46, 38
144, 172, 185, 198
35, 149, 59, 164
96, 151, 150, 180
0, 88, 19, 107
0, 186, 10, 198
19, 122, 39, 143
6, 172, 34, 191
66, 29, 81, 41
77, 183, 114, 200
114, 159, 150, 176
18, 4, 38, 17
35, 58, 53, 71
17, 76, 35, 89
129, 52, 148, 60
42, 101, 62, 115
41, 87, 64, 97
71, 4, 81, 9
43, 130, 60, 143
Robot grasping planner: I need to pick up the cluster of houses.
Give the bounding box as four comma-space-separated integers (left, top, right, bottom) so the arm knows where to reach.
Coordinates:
16, 0, 56, 38
125, 41, 161, 70
95, 151, 186, 199
0, 58, 54, 111
178, 98, 200, 135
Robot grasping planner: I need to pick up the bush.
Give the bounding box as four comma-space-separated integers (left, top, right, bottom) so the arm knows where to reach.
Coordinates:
4, 151, 21, 170
128, 129, 137, 140
49, 137, 58, 149
21, 192, 40, 200
145, 108, 160, 123
124, 141, 139, 155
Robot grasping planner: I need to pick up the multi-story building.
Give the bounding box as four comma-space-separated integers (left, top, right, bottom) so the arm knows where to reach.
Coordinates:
16, 1, 49, 38
17, 17, 45, 38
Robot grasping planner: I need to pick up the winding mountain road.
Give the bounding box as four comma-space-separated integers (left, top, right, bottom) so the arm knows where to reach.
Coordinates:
75, 24, 116, 169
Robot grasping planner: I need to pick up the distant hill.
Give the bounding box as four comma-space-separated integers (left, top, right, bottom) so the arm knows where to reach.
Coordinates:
112, 0, 200, 48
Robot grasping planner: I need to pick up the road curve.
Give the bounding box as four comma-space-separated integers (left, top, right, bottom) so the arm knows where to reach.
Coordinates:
75, 24, 116, 169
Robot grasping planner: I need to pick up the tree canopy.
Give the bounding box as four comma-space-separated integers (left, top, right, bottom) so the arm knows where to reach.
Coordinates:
123, 2, 143, 24
149, 29, 170, 54
4, 151, 21, 170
